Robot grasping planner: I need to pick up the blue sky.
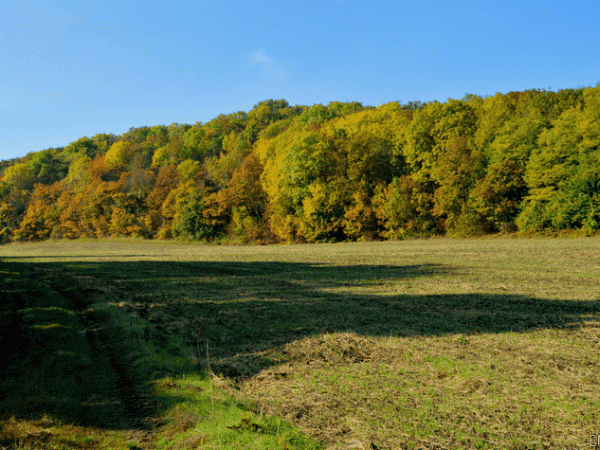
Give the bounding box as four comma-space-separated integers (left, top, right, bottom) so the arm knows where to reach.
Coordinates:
1, 0, 599, 161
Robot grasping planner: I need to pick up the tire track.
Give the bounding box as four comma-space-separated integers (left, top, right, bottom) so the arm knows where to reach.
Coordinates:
51, 269, 162, 431
1, 264, 161, 432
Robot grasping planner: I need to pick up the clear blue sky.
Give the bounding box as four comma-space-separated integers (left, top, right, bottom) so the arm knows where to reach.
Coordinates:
1, 0, 599, 161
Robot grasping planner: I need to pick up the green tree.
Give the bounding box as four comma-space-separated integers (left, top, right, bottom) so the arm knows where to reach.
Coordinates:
63, 136, 100, 159
120, 126, 150, 143
469, 159, 527, 232
182, 126, 208, 161
401, 99, 478, 233
204, 142, 248, 189
432, 135, 485, 234
177, 159, 202, 182
28, 149, 69, 185
374, 176, 420, 238
244, 99, 293, 144
147, 125, 169, 146
518, 86, 600, 232
299, 104, 332, 127
172, 188, 212, 240
326, 101, 365, 117
91, 133, 118, 154
63, 155, 92, 191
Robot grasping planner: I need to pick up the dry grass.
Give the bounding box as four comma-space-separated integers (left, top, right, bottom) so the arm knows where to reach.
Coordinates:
238, 328, 600, 449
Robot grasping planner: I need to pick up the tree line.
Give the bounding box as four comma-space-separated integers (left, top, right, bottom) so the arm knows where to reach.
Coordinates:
1, 86, 599, 244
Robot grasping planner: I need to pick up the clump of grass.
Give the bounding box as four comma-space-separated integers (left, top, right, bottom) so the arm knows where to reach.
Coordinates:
277, 332, 388, 364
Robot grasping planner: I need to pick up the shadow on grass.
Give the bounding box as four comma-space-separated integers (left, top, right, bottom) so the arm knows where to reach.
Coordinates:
0, 262, 164, 432
1, 259, 599, 431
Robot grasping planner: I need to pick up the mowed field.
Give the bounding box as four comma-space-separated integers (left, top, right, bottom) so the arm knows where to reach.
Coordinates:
1, 237, 599, 450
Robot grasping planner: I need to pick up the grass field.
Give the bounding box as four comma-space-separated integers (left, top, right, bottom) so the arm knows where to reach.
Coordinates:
1, 237, 599, 449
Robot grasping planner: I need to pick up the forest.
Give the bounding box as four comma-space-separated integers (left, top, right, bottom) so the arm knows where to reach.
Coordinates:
1, 85, 599, 244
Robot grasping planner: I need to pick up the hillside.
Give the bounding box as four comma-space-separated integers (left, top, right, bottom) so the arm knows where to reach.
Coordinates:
1, 87, 599, 244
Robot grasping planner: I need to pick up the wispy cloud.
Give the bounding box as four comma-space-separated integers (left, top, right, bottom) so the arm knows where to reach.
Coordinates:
248, 49, 294, 87
249, 49, 272, 65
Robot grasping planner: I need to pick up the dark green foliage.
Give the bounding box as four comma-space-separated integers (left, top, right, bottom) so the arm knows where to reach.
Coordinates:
172, 191, 213, 241
300, 104, 333, 126
91, 133, 118, 154
120, 126, 151, 142
244, 99, 300, 144
63, 136, 100, 160
28, 149, 69, 185
147, 125, 169, 146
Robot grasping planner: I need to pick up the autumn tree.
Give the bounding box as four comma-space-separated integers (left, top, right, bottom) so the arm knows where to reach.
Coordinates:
109, 192, 147, 237
145, 165, 180, 237
13, 182, 63, 241
0, 161, 37, 240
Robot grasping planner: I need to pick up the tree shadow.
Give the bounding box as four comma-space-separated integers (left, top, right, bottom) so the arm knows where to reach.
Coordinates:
1, 258, 599, 430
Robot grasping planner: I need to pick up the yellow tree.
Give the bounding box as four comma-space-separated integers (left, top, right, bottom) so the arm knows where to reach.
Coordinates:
0, 161, 37, 240
109, 193, 147, 237
13, 182, 63, 241
105, 141, 132, 171
82, 181, 122, 237
54, 190, 87, 238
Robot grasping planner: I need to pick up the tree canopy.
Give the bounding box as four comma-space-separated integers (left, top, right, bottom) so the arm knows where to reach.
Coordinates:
2, 88, 599, 244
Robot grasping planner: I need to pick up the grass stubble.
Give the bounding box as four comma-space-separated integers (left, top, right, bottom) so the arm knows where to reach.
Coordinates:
0, 237, 599, 449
